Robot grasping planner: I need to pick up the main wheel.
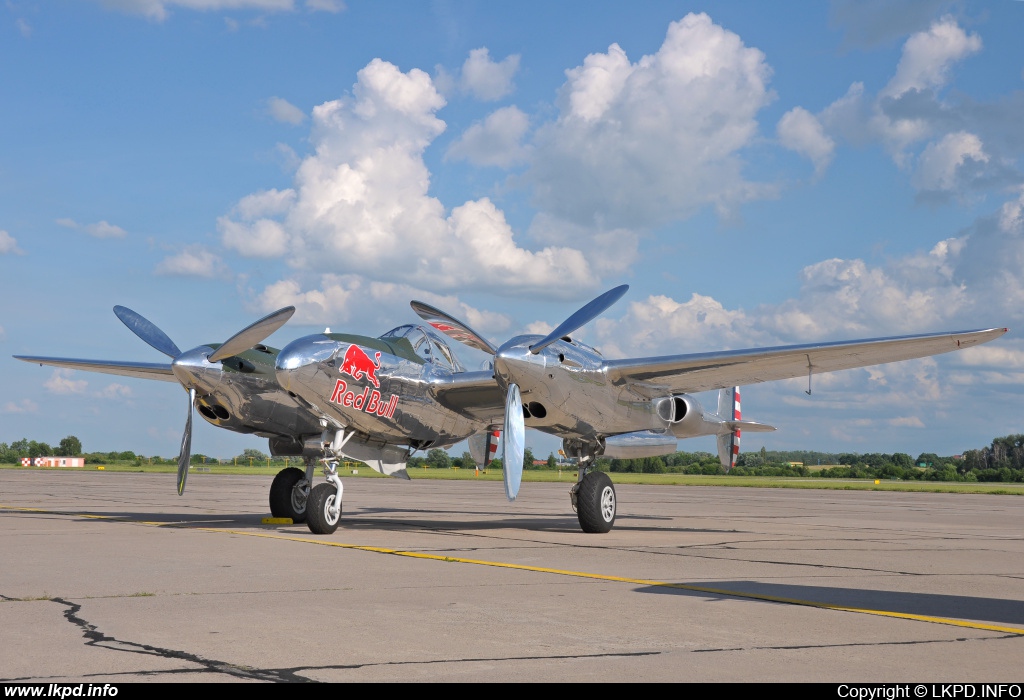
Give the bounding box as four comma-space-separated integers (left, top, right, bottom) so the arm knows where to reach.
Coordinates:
269, 467, 309, 523
576, 471, 616, 533
307, 482, 342, 535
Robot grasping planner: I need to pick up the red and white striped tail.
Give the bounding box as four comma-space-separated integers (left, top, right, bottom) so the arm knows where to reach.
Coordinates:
486, 430, 500, 465
716, 386, 741, 471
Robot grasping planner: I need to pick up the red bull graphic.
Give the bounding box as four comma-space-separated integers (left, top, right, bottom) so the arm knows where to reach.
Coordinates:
329, 379, 399, 419
340, 345, 381, 388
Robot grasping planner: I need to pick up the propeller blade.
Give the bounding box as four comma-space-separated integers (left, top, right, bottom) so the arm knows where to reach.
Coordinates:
208, 306, 296, 363
502, 383, 525, 501
529, 284, 629, 355
113, 306, 182, 359
410, 301, 498, 355
176, 388, 195, 496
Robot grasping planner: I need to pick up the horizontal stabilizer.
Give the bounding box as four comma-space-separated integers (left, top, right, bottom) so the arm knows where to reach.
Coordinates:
724, 419, 775, 433
13, 356, 177, 382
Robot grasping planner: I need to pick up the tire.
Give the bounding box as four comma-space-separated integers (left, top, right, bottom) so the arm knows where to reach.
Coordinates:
307, 482, 342, 535
576, 471, 616, 533
269, 467, 308, 523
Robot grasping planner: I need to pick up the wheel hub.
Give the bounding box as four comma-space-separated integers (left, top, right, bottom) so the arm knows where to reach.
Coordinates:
600, 486, 615, 522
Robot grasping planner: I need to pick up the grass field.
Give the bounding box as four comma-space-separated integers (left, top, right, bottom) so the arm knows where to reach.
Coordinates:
2, 462, 1022, 495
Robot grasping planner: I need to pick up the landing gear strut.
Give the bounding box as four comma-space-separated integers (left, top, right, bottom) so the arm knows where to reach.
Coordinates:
566, 440, 616, 533
305, 426, 352, 535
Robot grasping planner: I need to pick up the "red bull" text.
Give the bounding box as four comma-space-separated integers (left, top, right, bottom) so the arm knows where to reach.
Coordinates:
329, 379, 398, 419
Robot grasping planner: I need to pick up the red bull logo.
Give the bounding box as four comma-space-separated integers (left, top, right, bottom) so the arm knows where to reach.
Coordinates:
340, 345, 381, 388
329, 344, 398, 418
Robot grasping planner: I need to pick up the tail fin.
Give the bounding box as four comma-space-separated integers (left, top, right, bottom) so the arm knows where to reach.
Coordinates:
469, 429, 501, 474
716, 387, 741, 472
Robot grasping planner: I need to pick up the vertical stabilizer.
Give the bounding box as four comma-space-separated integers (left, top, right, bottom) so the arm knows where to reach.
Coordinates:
468, 429, 502, 475
716, 386, 741, 472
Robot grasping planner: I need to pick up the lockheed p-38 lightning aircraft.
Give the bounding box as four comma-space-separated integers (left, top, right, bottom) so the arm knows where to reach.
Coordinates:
15, 285, 1007, 534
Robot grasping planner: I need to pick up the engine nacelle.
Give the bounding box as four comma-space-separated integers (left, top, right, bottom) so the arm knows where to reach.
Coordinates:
652, 394, 707, 438
603, 431, 678, 459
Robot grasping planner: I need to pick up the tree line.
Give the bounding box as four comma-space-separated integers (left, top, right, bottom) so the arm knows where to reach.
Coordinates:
4, 434, 1024, 483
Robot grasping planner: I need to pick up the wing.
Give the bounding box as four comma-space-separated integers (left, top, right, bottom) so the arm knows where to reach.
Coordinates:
603, 328, 1007, 396
427, 370, 506, 424
14, 356, 177, 382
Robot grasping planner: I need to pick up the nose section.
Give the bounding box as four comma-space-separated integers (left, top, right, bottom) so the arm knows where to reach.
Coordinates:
275, 334, 337, 392
494, 337, 546, 389
171, 346, 220, 393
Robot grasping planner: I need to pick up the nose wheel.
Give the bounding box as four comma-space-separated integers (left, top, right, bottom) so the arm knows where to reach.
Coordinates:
307, 481, 343, 534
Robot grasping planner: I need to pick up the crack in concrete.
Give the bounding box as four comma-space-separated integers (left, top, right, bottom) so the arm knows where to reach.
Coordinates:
27, 597, 660, 683
51, 597, 312, 683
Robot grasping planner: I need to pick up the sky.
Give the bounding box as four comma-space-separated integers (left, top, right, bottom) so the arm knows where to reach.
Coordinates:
2, 0, 1023, 462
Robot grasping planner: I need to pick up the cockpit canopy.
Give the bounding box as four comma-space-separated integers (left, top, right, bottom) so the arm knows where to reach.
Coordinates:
379, 324, 465, 372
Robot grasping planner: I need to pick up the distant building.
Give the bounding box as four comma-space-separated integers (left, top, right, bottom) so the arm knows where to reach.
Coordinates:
23, 456, 85, 468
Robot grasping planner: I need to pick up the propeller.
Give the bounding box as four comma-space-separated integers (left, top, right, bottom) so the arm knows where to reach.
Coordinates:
528, 284, 628, 355
411, 285, 629, 500
113, 306, 182, 359
502, 384, 525, 501
408, 301, 498, 354
113, 305, 295, 495
209, 307, 295, 362
178, 388, 195, 496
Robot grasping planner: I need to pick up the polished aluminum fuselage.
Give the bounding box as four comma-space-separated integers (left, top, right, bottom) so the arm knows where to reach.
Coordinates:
172, 344, 323, 438
276, 333, 489, 449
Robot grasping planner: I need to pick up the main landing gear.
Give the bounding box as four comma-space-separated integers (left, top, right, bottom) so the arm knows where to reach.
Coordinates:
566, 442, 617, 533
269, 459, 315, 523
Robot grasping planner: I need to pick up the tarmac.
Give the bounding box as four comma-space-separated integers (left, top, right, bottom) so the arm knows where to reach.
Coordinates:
1, 469, 1022, 682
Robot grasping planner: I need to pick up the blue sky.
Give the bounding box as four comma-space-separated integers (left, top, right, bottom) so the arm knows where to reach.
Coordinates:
2, 0, 1023, 461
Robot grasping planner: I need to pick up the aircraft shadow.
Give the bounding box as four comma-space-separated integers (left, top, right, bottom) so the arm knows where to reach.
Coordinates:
636, 580, 1024, 627
50, 508, 738, 535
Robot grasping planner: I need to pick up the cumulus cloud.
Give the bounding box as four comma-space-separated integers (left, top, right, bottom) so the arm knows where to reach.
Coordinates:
155, 245, 226, 277
221, 58, 598, 303
44, 370, 87, 395
0, 230, 24, 255
267, 97, 305, 125
96, 383, 134, 399
446, 106, 530, 167
529, 13, 777, 230
880, 16, 981, 99
796, 16, 1021, 199
594, 188, 1024, 371
4, 398, 38, 414
777, 107, 835, 175
459, 48, 520, 101
911, 130, 989, 194
56, 218, 128, 239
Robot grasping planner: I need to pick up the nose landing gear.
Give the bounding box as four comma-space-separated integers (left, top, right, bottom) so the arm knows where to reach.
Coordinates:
304, 426, 352, 535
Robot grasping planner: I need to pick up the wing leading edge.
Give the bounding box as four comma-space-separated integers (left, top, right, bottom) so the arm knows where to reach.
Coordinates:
603, 328, 1008, 395
14, 356, 177, 382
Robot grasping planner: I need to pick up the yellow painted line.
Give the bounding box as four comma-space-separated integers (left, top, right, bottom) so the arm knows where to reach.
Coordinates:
198, 527, 1024, 637
5, 503, 1024, 636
